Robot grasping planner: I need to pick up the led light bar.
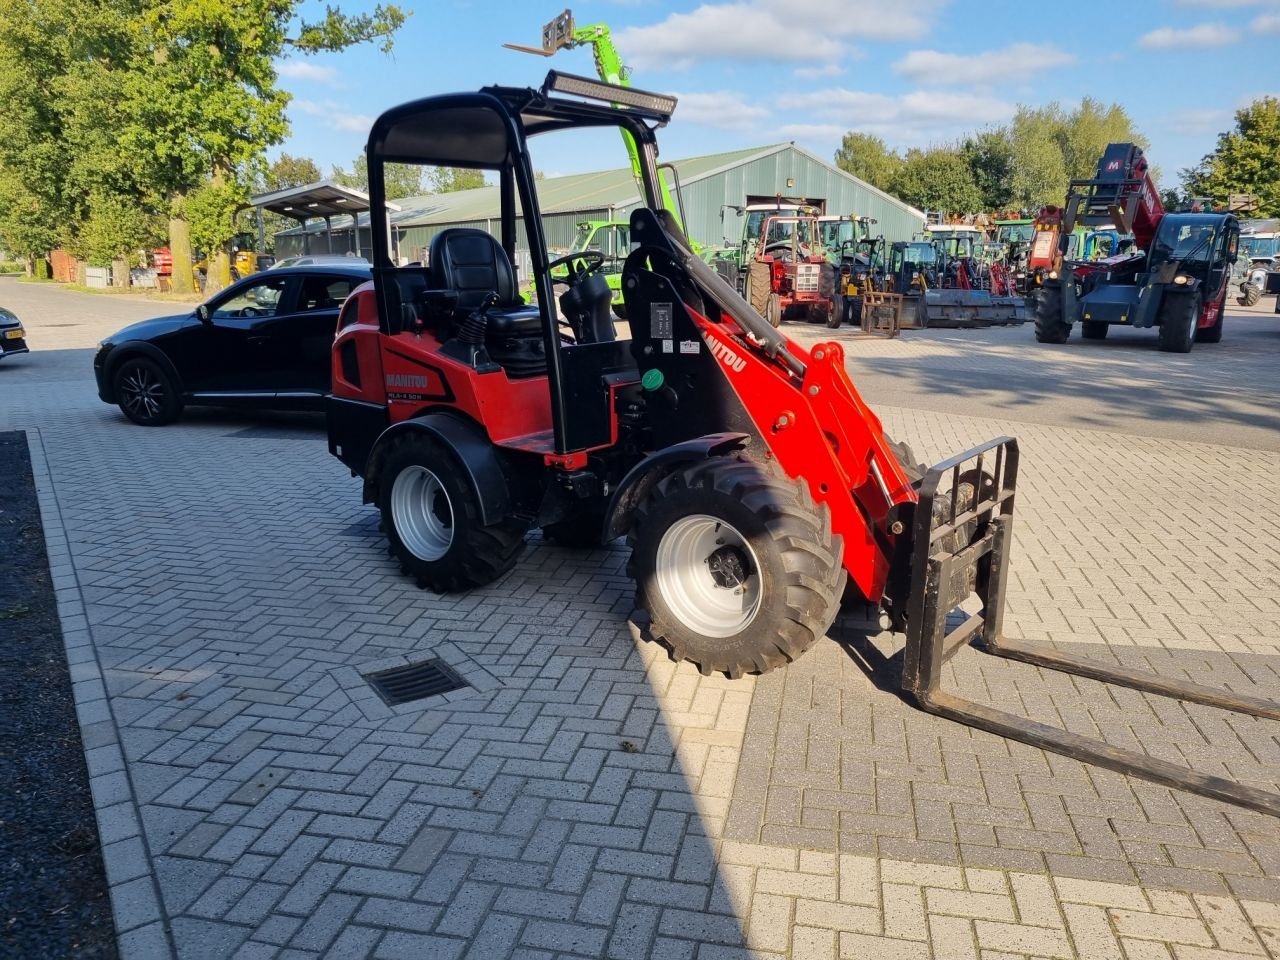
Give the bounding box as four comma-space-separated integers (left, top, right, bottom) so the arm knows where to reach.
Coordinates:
544, 70, 677, 119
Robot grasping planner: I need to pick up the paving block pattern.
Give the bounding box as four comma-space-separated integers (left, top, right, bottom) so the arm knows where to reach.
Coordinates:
3, 286, 1279, 959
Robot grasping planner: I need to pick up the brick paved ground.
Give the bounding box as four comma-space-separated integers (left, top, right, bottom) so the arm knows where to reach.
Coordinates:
3, 277, 1279, 959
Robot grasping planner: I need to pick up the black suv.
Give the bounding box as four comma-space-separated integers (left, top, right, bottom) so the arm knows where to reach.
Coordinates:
94, 264, 371, 425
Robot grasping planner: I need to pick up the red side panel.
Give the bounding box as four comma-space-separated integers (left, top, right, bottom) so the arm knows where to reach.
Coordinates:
686, 307, 917, 602
332, 284, 386, 404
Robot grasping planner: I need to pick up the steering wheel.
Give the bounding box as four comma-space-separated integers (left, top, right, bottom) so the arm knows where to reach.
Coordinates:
547, 250, 606, 285
239, 305, 263, 318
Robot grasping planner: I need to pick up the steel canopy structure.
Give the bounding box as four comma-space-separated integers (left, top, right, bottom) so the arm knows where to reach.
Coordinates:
246, 180, 400, 258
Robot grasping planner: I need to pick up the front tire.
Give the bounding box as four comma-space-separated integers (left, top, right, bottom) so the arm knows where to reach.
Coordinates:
1157, 291, 1198, 353
1237, 282, 1260, 307
113, 356, 183, 426
1033, 284, 1070, 343
378, 436, 528, 592
628, 456, 845, 679
748, 261, 771, 318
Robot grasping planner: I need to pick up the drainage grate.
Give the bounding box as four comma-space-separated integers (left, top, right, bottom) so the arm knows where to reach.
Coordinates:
364, 658, 468, 706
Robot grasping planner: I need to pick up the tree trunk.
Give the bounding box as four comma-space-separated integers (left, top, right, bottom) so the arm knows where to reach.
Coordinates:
204, 250, 231, 295
112, 257, 130, 288
169, 212, 196, 295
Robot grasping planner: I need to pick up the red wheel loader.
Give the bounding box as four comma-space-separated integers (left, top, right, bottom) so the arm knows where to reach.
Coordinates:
327, 72, 1280, 816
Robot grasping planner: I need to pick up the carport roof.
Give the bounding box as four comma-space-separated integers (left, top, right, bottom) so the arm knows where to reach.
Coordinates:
248, 180, 401, 222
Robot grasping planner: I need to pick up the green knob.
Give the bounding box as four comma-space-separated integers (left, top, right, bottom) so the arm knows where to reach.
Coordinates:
641, 368, 664, 391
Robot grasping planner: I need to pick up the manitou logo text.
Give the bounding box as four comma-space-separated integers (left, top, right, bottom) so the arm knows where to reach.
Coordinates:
386, 373, 429, 389
702, 332, 746, 373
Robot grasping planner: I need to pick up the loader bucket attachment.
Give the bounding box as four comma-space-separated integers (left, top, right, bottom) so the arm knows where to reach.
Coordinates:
902, 438, 1280, 817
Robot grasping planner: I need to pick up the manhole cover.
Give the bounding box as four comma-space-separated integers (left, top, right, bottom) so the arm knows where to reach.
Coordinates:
365, 659, 468, 706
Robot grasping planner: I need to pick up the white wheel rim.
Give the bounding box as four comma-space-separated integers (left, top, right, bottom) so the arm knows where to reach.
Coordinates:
391, 466, 454, 561
655, 515, 763, 638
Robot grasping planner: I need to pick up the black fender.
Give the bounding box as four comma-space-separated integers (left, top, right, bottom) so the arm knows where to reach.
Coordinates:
603, 432, 749, 541
363, 412, 511, 525
101, 341, 184, 400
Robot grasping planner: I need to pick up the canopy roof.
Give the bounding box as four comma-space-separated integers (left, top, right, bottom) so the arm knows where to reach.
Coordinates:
247, 180, 400, 222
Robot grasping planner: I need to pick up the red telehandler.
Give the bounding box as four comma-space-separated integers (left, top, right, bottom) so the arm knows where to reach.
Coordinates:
1033, 143, 1239, 351
327, 73, 1280, 815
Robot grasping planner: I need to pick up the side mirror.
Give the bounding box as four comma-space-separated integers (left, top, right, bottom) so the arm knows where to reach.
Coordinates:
197, 304, 210, 323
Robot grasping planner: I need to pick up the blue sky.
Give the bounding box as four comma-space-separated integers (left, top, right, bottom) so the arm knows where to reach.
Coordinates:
275, 0, 1280, 191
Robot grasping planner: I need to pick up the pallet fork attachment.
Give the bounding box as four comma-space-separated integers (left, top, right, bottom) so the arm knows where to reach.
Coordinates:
902, 438, 1280, 817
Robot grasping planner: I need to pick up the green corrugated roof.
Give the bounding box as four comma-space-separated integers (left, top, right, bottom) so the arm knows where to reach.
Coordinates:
277, 144, 788, 235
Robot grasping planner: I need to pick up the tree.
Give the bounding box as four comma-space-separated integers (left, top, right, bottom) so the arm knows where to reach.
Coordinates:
266, 154, 322, 190
427, 167, 485, 193
834, 132, 901, 191
1183, 97, 1280, 217
115, 0, 407, 293
889, 146, 983, 215
332, 156, 426, 199
962, 129, 1016, 212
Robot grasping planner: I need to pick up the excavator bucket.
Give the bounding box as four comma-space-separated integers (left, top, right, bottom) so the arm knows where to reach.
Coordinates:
901, 438, 1280, 817
923, 289, 989, 327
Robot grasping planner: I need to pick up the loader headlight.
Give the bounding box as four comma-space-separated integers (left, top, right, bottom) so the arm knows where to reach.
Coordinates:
1173, 274, 1189, 285
1048, 270, 1059, 280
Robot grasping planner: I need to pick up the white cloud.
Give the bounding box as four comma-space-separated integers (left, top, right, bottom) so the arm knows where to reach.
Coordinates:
615, 0, 945, 70
278, 61, 340, 85
332, 114, 376, 133
291, 99, 372, 134
1138, 23, 1240, 47
1166, 107, 1234, 135
893, 43, 1075, 85
773, 87, 1015, 149
1252, 11, 1280, 30
794, 63, 847, 80
670, 91, 771, 131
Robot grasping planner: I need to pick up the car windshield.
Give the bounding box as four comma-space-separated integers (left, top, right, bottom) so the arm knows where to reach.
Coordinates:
1242, 236, 1278, 259
571, 222, 593, 251
903, 244, 937, 265
1150, 220, 1218, 266
997, 224, 1034, 243
763, 219, 815, 247
745, 209, 800, 243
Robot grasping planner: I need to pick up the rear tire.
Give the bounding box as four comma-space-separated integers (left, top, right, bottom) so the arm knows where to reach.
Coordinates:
113, 356, 183, 426
1080, 320, 1108, 340
748, 261, 771, 318
628, 456, 845, 679
1033, 285, 1070, 343
1157, 291, 1198, 353
766, 293, 782, 327
378, 435, 528, 592
1237, 282, 1260, 307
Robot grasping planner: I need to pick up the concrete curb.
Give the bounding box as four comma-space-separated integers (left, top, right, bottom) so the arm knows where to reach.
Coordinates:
26, 429, 177, 960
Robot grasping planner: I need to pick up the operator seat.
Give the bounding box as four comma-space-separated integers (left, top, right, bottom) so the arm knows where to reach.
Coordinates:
427, 228, 545, 376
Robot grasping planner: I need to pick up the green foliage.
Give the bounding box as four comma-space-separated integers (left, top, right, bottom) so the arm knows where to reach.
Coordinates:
70, 191, 163, 267
962, 130, 1015, 212
266, 154, 322, 190
428, 167, 485, 194
292, 5, 406, 54
0, 260, 24, 274
889, 146, 983, 215
332, 155, 427, 198
834, 133, 901, 191
184, 180, 247, 257
1183, 97, 1280, 217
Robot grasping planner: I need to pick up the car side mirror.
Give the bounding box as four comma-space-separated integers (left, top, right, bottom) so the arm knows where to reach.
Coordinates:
197, 304, 210, 324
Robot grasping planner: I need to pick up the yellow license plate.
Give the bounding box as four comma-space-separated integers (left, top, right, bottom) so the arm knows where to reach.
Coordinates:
4, 328, 22, 339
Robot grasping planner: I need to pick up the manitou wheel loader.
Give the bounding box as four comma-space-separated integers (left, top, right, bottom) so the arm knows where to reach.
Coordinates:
1033, 143, 1240, 352
327, 72, 1280, 816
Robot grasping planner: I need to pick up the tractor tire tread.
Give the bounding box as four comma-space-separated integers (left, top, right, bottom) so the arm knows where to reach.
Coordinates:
627, 455, 844, 679
378, 434, 528, 593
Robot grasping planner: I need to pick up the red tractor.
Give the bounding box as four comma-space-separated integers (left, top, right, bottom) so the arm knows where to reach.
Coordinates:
326, 72, 1280, 816
745, 214, 842, 328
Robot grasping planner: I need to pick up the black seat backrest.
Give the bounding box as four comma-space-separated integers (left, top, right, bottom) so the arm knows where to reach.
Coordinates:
428, 228, 516, 313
